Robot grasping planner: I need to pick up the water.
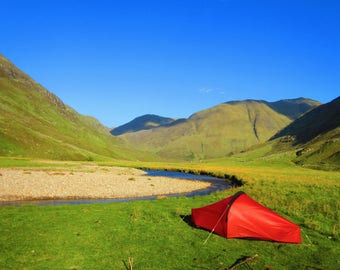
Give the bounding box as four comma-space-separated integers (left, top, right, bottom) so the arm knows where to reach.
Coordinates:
1, 170, 230, 206
145, 170, 230, 197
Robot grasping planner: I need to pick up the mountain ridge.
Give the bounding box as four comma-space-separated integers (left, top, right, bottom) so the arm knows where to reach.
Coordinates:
111, 114, 184, 136
241, 97, 340, 170
271, 96, 340, 144
1, 53, 337, 168
0, 54, 151, 161
264, 97, 321, 120
114, 98, 320, 137
117, 99, 318, 160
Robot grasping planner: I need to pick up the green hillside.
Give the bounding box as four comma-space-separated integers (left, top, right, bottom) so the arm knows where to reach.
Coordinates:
272, 96, 340, 144
112, 99, 319, 136
0, 54, 151, 161
119, 100, 294, 160
270, 97, 340, 170
1, 53, 333, 166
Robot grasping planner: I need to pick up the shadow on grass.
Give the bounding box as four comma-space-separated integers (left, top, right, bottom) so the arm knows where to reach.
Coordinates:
180, 214, 196, 228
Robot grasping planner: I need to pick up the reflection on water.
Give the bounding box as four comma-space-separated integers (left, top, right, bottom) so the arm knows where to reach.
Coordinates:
145, 170, 230, 197
1, 170, 231, 206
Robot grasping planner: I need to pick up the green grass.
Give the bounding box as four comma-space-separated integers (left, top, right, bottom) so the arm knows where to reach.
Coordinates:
0, 159, 339, 269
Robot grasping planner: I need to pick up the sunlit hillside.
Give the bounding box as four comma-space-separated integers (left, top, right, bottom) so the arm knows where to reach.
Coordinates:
118, 101, 292, 160
271, 97, 340, 170
0, 54, 153, 161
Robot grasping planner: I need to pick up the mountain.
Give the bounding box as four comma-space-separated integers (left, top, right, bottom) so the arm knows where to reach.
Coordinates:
1, 53, 329, 164
270, 96, 340, 169
0, 54, 150, 161
113, 99, 319, 137
118, 100, 313, 160
264, 98, 320, 120
111, 114, 183, 136
271, 97, 340, 144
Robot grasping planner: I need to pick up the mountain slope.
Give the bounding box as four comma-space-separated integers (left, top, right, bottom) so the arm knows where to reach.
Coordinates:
119, 100, 294, 160
113, 98, 319, 136
111, 114, 182, 136
264, 97, 320, 120
0, 54, 148, 161
272, 96, 340, 144
270, 97, 340, 169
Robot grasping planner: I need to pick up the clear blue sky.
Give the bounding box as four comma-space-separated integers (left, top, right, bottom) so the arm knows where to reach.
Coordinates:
1, 0, 339, 127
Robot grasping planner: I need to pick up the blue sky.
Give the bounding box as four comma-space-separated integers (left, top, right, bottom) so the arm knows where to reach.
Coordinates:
1, 0, 339, 127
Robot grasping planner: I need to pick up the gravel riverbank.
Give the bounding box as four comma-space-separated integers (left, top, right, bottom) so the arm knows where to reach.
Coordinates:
0, 166, 211, 202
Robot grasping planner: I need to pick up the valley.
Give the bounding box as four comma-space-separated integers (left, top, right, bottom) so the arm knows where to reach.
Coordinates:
0, 54, 339, 269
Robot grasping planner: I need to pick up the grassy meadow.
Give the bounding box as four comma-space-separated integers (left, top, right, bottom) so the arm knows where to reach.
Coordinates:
0, 157, 339, 269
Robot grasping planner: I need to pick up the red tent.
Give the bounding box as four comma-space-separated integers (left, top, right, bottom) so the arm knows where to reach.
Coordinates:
191, 191, 301, 244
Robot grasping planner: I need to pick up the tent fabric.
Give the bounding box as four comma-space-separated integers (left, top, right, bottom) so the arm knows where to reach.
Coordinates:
191, 191, 301, 244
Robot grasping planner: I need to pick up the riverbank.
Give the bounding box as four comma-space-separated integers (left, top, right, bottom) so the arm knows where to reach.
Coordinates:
0, 166, 211, 202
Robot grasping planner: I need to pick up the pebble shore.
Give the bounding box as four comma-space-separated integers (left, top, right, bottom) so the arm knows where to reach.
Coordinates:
0, 166, 211, 202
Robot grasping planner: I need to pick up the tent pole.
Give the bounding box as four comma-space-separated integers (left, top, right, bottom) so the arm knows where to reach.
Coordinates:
301, 228, 313, 246
203, 206, 229, 245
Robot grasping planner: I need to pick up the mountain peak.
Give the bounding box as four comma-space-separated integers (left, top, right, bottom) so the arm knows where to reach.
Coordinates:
111, 114, 179, 136
264, 98, 321, 120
